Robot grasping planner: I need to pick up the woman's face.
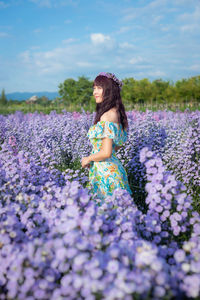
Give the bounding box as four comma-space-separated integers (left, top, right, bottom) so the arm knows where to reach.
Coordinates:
93, 85, 103, 103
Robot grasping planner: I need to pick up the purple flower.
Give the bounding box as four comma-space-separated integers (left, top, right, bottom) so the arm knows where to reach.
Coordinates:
107, 260, 119, 274
0, 110, 200, 300
174, 249, 186, 263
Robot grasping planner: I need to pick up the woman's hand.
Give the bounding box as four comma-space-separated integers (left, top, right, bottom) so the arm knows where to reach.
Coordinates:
81, 156, 91, 169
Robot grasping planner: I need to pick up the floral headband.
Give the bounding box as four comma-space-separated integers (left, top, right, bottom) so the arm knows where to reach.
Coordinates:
97, 72, 123, 90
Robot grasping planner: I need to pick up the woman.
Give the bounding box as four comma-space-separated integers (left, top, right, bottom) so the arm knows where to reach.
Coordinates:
81, 72, 132, 202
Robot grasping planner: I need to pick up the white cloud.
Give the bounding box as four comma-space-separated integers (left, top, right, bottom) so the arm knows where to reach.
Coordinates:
180, 24, 197, 33
178, 5, 200, 21
152, 15, 163, 25
129, 56, 144, 64
128, 70, 164, 80
178, 5, 200, 33
17, 35, 139, 78
90, 33, 111, 45
121, 0, 200, 33
76, 61, 93, 67
122, 10, 137, 21
117, 26, 131, 34
90, 33, 116, 51
17, 36, 169, 84
119, 42, 136, 49
122, 0, 167, 22
62, 38, 78, 44
19, 44, 93, 75
147, 70, 166, 77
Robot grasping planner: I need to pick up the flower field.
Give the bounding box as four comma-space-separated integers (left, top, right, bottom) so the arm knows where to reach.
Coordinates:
0, 109, 199, 300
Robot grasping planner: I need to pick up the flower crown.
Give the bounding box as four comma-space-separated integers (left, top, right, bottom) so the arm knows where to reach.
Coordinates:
98, 72, 123, 90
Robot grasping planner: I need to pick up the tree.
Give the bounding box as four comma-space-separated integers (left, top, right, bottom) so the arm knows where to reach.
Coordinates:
58, 78, 77, 104
121, 78, 137, 104
58, 76, 93, 106
175, 78, 196, 103
134, 78, 152, 104
152, 79, 170, 103
76, 76, 93, 106
37, 96, 51, 105
0, 88, 7, 105
188, 76, 200, 102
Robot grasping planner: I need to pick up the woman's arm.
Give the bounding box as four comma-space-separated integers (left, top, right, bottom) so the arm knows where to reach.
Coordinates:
82, 138, 113, 168
88, 137, 113, 162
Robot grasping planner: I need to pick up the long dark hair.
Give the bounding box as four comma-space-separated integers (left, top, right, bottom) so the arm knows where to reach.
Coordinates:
93, 75, 128, 131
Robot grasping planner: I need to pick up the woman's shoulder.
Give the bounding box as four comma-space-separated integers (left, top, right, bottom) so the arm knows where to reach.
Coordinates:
100, 108, 119, 124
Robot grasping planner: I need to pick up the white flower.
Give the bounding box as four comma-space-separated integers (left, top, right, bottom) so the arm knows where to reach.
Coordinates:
181, 263, 190, 272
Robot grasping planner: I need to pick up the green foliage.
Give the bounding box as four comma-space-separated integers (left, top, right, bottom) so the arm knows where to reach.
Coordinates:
57, 74, 200, 108
175, 75, 200, 102
58, 78, 77, 103
58, 75, 93, 106
36, 96, 51, 105
1, 75, 200, 114
76, 76, 93, 106
0, 89, 7, 105
121, 78, 137, 103
121, 75, 200, 106
134, 78, 153, 104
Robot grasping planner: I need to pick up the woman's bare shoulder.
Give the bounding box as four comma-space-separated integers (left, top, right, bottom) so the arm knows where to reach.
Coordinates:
100, 108, 119, 123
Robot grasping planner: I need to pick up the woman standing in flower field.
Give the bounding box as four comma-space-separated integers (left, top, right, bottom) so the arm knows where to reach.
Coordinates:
81, 72, 132, 202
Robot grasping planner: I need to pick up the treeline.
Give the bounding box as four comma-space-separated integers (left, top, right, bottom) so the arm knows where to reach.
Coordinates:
1, 75, 200, 108
58, 75, 200, 106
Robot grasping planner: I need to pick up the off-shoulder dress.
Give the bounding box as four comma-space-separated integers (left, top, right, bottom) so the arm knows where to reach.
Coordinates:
86, 120, 132, 201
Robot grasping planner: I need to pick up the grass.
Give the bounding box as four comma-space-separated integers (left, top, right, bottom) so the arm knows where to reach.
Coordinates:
0, 100, 199, 115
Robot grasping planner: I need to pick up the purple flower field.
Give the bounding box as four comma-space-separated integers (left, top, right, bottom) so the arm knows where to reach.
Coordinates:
0, 109, 199, 300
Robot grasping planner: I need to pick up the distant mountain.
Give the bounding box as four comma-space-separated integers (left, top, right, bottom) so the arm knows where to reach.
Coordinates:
6, 91, 59, 101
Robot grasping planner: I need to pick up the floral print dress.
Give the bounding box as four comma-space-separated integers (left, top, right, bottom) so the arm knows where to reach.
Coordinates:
86, 120, 133, 201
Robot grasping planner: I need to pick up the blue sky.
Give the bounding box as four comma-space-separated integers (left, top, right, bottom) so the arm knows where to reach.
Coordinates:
0, 0, 200, 93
